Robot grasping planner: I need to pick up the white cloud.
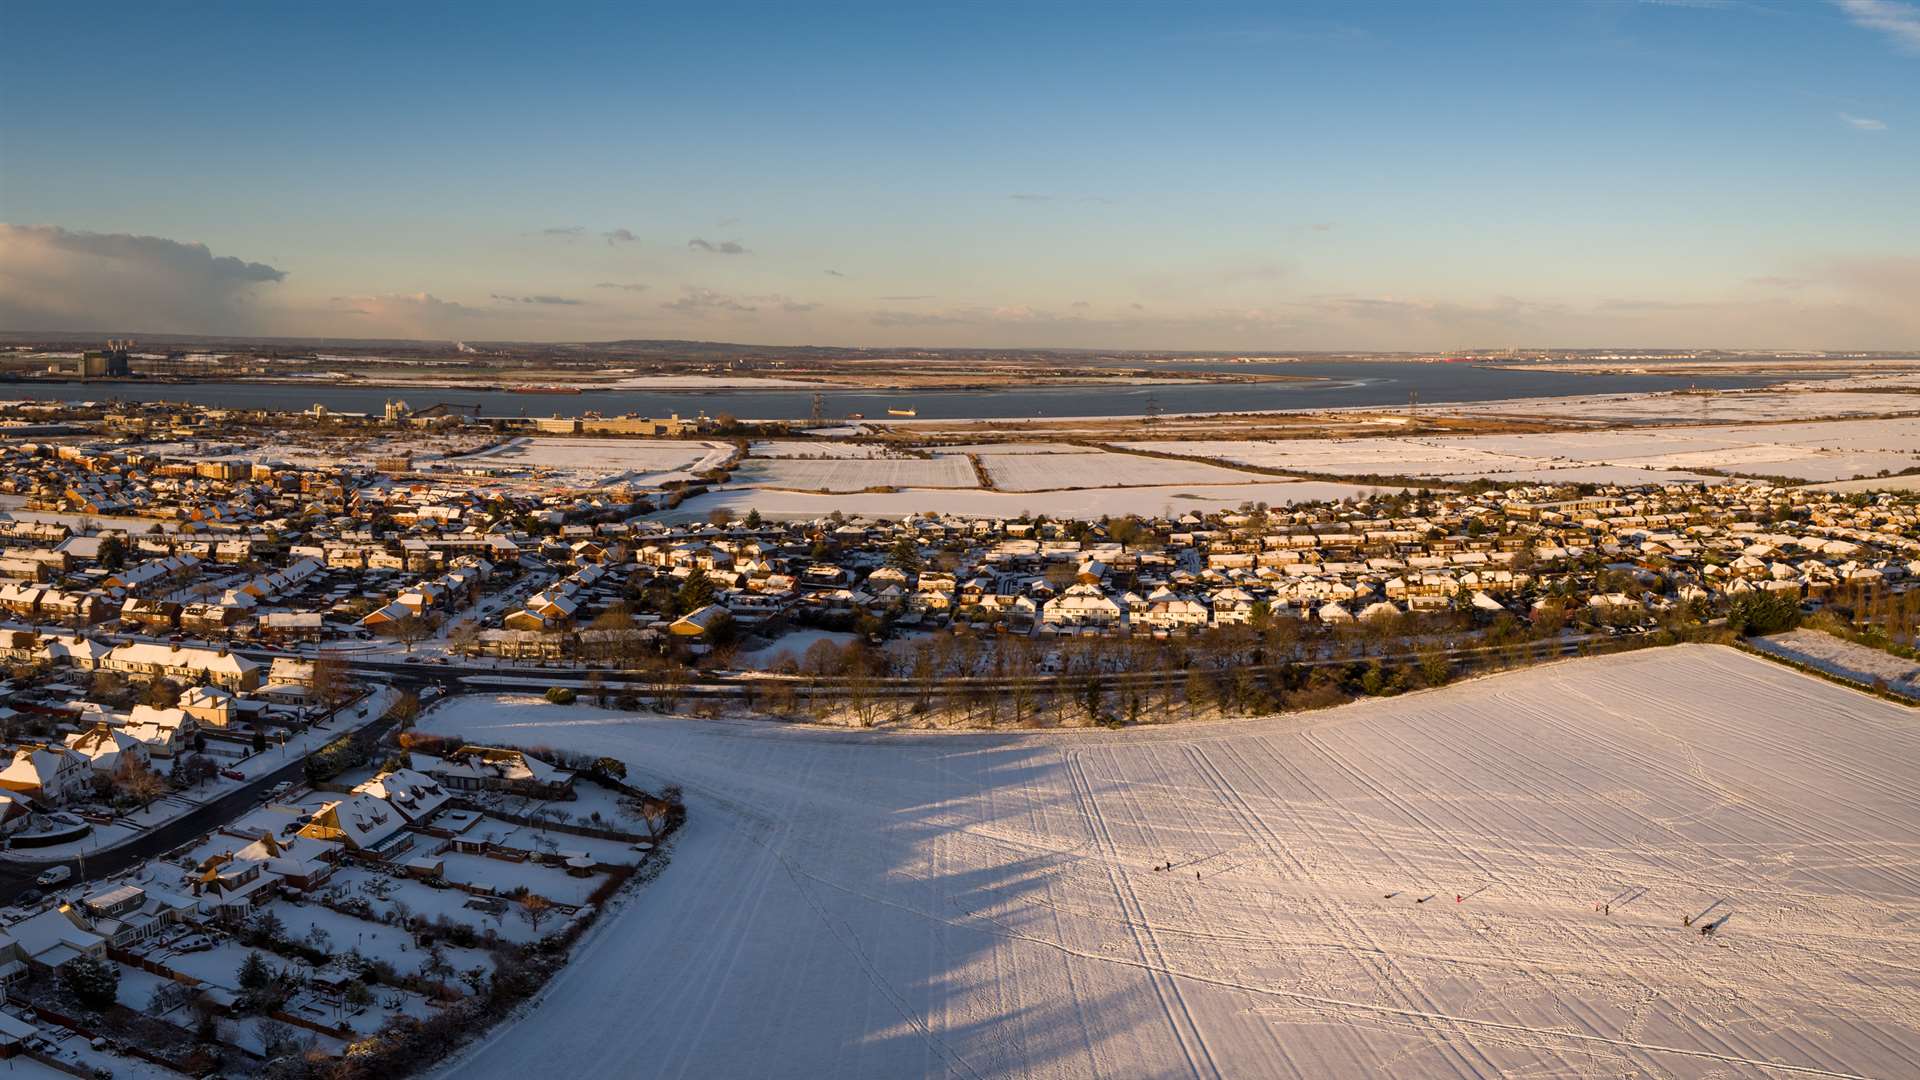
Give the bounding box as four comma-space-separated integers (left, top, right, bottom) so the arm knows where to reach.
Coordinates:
1837, 0, 1920, 53
0, 224, 285, 333
1840, 111, 1889, 129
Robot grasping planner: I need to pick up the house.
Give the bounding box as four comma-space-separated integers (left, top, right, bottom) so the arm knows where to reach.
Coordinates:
181, 684, 237, 728
0, 745, 93, 803
104, 641, 262, 690
299, 793, 413, 858
1041, 584, 1123, 628
37, 635, 112, 670
354, 768, 450, 823
189, 851, 279, 918
64, 723, 150, 775
232, 831, 336, 891
76, 883, 195, 947
669, 603, 732, 639
426, 745, 576, 799
7, 907, 107, 972
123, 704, 195, 759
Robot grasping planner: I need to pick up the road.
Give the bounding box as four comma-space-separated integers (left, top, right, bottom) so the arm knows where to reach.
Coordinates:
0, 690, 414, 906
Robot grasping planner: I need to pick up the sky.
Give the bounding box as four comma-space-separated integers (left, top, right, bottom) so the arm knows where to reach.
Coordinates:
1, 0, 1917, 351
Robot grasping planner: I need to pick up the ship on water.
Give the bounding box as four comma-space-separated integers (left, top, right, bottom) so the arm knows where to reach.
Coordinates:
887, 405, 917, 417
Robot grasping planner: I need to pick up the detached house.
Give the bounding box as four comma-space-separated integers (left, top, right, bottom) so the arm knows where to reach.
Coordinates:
299, 794, 414, 859
427, 746, 575, 799
0, 745, 92, 804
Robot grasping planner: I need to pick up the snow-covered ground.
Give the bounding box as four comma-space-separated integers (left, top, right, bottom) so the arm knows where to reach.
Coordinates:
440, 437, 731, 487
742, 455, 979, 492
1128, 416, 1920, 484
660, 479, 1392, 522
431, 646, 1920, 1079
1435, 388, 1920, 425
1752, 629, 1920, 698
976, 449, 1274, 491
736, 627, 860, 669
751, 440, 925, 458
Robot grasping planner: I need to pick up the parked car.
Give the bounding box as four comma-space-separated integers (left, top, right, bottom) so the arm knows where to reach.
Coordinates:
34, 866, 71, 887
269, 781, 293, 797
222, 768, 246, 781
12, 889, 43, 907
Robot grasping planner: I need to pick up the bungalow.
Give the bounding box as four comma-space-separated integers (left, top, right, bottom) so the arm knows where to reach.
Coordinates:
76, 883, 195, 947
427, 745, 575, 799
7, 908, 107, 973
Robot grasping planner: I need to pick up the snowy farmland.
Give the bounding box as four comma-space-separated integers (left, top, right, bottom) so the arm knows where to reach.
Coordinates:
976, 449, 1275, 492
1128, 416, 1920, 484
741, 454, 979, 492
660, 479, 1390, 522
434, 646, 1920, 1080
443, 437, 731, 486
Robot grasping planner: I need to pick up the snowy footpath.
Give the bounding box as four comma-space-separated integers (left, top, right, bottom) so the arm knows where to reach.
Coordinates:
430, 646, 1920, 1079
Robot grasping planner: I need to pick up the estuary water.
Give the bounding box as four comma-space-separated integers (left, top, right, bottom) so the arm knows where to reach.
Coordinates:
2, 361, 1793, 421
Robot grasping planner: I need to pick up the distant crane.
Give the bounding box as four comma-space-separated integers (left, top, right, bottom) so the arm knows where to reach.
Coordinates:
810, 391, 823, 429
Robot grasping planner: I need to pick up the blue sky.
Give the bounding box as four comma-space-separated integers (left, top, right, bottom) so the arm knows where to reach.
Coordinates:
2, 0, 1916, 349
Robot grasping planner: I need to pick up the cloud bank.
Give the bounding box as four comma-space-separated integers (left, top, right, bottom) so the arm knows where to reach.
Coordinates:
0, 224, 285, 333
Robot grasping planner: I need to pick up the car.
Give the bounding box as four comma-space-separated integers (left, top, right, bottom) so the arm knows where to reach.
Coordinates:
404, 656, 422, 664
12, 889, 43, 908
34, 866, 71, 887
222, 769, 246, 781
269, 781, 292, 798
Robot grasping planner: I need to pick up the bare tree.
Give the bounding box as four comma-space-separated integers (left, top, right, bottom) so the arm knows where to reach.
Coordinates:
517, 893, 554, 936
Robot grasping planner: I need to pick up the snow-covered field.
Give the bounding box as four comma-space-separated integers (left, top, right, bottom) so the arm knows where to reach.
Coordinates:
444, 437, 731, 486
1128, 416, 1920, 484
1752, 629, 1920, 698
742, 455, 979, 491
1437, 388, 1920, 425
434, 646, 1920, 1080
751, 440, 922, 458
660, 480, 1390, 522
977, 450, 1274, 492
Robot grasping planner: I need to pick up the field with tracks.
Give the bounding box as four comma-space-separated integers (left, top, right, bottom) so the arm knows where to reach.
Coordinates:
435, 646, 1920, 1080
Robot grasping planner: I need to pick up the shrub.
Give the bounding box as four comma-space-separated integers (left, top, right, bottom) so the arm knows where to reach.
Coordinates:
63, 954, 119, 1010
1726, 591, 1801, 636
544, 687, 577, 705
